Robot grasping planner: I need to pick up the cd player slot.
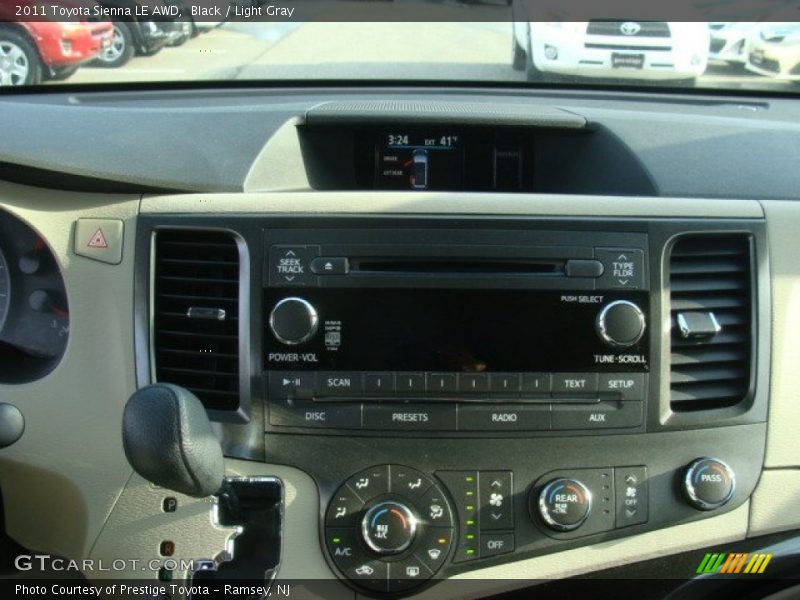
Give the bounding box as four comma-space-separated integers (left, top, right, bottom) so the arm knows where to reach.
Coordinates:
351, 258, 564, 277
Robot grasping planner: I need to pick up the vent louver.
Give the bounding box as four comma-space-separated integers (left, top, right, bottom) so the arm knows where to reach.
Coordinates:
669, 234, 753, 412
153, 230, 240, 411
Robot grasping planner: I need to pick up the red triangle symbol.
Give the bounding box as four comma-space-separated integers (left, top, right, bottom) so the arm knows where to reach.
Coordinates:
87, 228, 108, 249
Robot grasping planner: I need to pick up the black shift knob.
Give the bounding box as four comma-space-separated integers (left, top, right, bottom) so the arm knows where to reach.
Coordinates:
122, 384, 224, 498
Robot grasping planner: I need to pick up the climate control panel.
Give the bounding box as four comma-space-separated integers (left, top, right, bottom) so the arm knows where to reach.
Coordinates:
323, 458, 738, 595
324, 465, 455, 593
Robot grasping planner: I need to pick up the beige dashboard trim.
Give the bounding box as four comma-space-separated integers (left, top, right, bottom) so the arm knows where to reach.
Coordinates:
761, 201, 800, 468
0, 181, 140, 559
141, 192, 764, 219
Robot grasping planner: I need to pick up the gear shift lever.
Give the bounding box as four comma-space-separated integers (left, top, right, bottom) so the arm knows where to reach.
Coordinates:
122, 383, 225, 498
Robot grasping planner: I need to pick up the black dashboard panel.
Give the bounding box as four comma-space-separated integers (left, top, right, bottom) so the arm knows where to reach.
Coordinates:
0, 88, 798, 198
133, 212, 768, 595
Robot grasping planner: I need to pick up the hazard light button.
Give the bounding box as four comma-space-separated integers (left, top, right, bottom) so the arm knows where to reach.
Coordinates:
74, 219, 124, 265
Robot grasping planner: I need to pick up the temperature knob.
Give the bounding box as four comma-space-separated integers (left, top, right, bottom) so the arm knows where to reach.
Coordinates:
537, 478, 592, 532
596, 300, 646, 348
269, 297, 318, 345
683, 458, 735, 511
361, 501, 417, 556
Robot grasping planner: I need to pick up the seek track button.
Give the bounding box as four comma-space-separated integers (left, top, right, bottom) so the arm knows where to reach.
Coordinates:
269, 245, 319, 286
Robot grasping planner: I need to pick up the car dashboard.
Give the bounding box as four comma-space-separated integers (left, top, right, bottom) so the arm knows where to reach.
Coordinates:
0, 85, 799, 598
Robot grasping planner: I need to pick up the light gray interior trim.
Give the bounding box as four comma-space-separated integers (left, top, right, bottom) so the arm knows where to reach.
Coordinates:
243, 117, 314, 193
749, 469, 800, 538
762, 201, 800, 468
141, 192, 764, 218
0, 182, 140, 558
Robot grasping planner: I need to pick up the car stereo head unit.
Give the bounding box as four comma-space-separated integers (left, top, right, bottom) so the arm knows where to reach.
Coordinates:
263, 227, 650, 435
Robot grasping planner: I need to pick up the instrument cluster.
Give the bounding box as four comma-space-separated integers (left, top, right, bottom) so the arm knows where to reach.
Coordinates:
0, 209, 69, 382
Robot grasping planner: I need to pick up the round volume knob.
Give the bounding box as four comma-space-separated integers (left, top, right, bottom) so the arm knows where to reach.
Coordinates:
537, 478, 592, 532
596, 300, 646, 348
269, 297, 319, 345
684, 458, 735, 511
361, 501, 418, 556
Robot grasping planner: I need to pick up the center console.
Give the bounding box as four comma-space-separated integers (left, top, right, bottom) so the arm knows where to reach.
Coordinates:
136, 214, 768, 596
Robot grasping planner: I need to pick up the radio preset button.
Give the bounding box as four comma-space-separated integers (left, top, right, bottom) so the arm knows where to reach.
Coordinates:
459, 373, 489, 394
427, 373, 458, 394
364, 372, 395, 396
316, 372, 363, 397
521, 373, 551, 396
489, 373, 521, 395
363, 404, 457, 431
599, 373, 645, 401
396, 373, 426, 395
552, 401, 643, 430
552, 373, 599, 396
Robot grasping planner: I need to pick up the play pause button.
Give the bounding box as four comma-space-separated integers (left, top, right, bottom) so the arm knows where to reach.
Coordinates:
268, 371, 313, 400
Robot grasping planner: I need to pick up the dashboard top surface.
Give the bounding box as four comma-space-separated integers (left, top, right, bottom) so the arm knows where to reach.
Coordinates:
1, 86, 799, 200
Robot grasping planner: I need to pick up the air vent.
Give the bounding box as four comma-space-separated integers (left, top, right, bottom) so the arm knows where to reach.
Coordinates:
153, 230, 240, 411
669, 234, 753, 412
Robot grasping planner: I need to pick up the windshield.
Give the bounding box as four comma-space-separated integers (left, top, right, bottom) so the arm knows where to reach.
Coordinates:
1, 1, 800, 91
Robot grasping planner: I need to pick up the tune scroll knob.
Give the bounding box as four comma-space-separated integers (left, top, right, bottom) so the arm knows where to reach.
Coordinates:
269, 297, 319, 345
596, 300, 646, 348
537, 478, 592, 532
361, 501, 418, 556
683, 458, 735, 511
